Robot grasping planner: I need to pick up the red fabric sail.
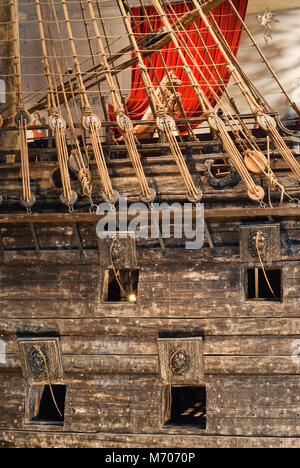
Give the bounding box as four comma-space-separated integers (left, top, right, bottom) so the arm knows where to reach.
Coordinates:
110, 0, 248, 131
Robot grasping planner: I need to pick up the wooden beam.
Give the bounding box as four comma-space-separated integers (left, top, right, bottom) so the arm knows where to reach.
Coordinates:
29, 222, 40, 258
0, 205, 299, 225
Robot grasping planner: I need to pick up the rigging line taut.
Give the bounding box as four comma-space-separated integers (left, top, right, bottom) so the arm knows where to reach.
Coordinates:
151, 0, 264, 203
60, 0, 119, 205
35, 0, 77, 211
87, 0, 156, 203
160, 0, 291, 205
118, 0, 202, 203
139, 0, 197, 139
191, 0, 300, 185
45, 0, 93, 204
227, 0, 300, 119
11, 0, 35, 211
206, 9, 293, 137
28, 0, 226, 114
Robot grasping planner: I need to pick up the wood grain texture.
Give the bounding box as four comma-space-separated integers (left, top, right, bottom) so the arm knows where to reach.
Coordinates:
0, 222, 299, 446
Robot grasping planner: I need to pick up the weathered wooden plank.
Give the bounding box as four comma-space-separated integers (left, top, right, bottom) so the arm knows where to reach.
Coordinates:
0, 430, 299, 448
0, 205, 299, 225
1, 317, 300, 337
1, 335, 299, 358
2, 353, 300, 375
208, 417, 300, 437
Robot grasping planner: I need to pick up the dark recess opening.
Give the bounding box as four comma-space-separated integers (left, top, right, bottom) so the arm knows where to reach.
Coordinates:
52, 168, 77, 188
247, 268, 282, 301
166, 386, 206, 428
210, 159, 231, 179
104, 269, 139, 303
31, 385, 66, 424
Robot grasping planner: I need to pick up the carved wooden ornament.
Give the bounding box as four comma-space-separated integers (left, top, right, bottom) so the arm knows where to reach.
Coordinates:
157, 337, 204, 385
18, 337, 64, 384
98, 232, 137, 270
240, 224, 281, 264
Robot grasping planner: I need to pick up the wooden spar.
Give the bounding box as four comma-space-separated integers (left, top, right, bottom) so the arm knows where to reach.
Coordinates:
0, 205, 299, 225
28, 0, 225, 113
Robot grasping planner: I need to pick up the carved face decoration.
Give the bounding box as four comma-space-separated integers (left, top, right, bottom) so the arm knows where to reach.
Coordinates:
165, 70, 182, 91
27, 346, 48, 377
248, 230, 267, 258
111, 239, 127, 268
170, 348, 191, 376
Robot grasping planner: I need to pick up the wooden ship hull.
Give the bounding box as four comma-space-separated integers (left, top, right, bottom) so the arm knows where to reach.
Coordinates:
0, 0, 300, 449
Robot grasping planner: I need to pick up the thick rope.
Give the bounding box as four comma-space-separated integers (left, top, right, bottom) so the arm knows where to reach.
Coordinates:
87, 0, 153, 202
11, 0, 34, 207
255, 231, 276, 298
35, 0, 74, 206
44, 2, 93, 199
191, 0, 300, 183
151, 0, 263, 201
60, 0, 116, 203
33, 345, 63, 419
168, 346, 183, 419
118, 0, 201, 202
227, 0, 300, 118
19, 117, 31, 205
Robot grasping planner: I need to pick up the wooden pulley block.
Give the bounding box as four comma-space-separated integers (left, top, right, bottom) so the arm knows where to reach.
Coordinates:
256, 113, 277, 131
247, 185, 265, 202
20, 193, 36, 209
139, 187, 156, 203
156, 114, 176, 132
82, 114, 101, 132
68, 149, 89, 173
117, 114, 133, 132
244, 150, 268, 175
102, 189, 119, 204
14, 110, 31, 127
60, 190, 78, 207
49, 114, 65, 132
186, 187, 203, 203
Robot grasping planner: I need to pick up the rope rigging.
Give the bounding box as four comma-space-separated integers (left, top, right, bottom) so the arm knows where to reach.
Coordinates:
87, 0, 156, 203
118, 0, 202, 203
151, 0, 264, 203
1, 0, 299, 210
159, 0, 297, 207
35, 0, 77, 210
191, 0, 300, 189
11, 0, 35, 211
60, 0, 118, 205
45, 0, 93, 204
33, 345, 63, 419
